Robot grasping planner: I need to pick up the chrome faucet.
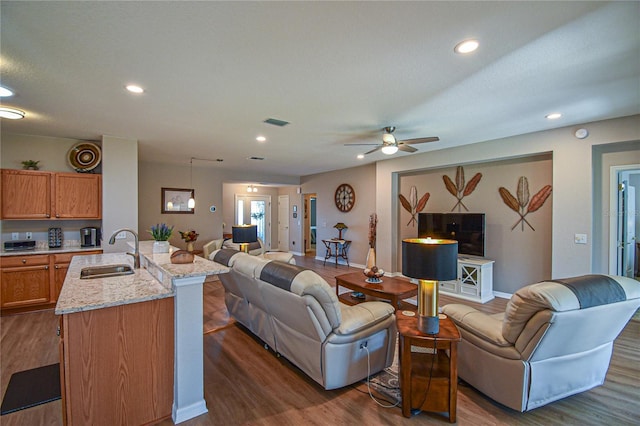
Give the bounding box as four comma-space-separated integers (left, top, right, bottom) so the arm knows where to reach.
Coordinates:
108, 228, 140, 269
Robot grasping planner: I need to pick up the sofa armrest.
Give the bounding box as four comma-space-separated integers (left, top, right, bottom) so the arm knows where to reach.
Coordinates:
336, 301, 395, 335
203, 238, 224, 260
442, 303, 510, 347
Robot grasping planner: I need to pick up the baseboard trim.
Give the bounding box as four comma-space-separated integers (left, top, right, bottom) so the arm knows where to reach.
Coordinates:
173, 400, 208, 424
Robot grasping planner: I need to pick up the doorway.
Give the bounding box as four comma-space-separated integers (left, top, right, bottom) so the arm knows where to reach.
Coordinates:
609, 165, 640, 278
304, 193, 317, 256
235, 194, 271, 251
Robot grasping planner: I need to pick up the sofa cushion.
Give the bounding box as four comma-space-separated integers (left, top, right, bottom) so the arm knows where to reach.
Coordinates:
212, 248, 242, 266
550, 274, 626, 308
337, 302, 395, 335
260, 261, 304, 291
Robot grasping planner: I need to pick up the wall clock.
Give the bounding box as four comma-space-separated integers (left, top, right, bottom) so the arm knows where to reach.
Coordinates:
335, 183, 355, 212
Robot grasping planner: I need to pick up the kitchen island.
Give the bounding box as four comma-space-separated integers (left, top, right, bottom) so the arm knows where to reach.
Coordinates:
56, 242, 228, 425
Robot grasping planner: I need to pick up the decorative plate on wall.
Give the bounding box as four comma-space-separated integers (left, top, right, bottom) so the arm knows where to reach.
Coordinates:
68, 142, 101, 172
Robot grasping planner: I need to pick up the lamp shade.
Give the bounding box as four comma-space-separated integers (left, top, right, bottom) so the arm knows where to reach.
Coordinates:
232, 225, 258, 244
402, 238, 458, 281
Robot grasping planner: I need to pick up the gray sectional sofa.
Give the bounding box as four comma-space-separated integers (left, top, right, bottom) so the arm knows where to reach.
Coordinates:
212, 249, 397, 390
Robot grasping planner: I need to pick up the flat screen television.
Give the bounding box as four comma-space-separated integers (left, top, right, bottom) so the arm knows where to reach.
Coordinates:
418, 213, 486, 257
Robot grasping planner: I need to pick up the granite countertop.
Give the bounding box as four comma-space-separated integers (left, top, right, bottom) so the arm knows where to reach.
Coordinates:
55, 252, 172, 315
1, 246, 103, 257
55, 241, 229, 315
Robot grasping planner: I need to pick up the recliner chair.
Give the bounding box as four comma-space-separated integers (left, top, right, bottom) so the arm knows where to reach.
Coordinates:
442, 274, 640, 411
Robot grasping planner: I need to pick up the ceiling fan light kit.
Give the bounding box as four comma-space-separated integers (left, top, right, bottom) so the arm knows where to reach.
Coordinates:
345, 125, 439, 156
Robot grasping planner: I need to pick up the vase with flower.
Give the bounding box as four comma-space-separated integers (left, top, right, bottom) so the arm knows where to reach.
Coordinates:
364, 213, 384, 282
149, 223, 173, 253
179, 230, 199, 252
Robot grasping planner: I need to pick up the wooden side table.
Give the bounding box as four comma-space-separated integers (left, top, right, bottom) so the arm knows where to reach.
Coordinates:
397, 312, 461, 422
335, 272, 417, 310
322, 239, 351, 267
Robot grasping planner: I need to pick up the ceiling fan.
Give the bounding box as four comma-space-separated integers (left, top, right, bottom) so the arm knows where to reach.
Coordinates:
344, 126, 439, 155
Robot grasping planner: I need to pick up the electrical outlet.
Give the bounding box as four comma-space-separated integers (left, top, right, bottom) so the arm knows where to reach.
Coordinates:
116, 232, 127, 240
26, 232, 33, 240
359, 341, 368, 349
574, 234, 587, 244
12, 232, 19, 240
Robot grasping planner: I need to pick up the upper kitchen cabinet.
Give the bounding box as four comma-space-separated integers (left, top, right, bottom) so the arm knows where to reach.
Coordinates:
54, 172, 101, 219
1, 169, 101, 220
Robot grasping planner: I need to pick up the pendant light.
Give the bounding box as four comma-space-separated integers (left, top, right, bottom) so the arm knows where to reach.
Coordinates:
188, 158, 195, 209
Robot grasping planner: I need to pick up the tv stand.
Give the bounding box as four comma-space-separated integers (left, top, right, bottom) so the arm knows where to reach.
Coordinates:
439, 256, 494, 303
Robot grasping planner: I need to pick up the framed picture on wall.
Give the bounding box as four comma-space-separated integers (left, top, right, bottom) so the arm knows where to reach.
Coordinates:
161, 187, 195, 214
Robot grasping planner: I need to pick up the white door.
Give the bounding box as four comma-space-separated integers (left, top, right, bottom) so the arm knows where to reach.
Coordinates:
235, 194, 271, 250
278, 195, 289, 252
617, 178, 636, 277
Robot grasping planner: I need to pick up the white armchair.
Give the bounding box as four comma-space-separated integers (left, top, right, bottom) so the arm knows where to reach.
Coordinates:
442, 274, 640, 411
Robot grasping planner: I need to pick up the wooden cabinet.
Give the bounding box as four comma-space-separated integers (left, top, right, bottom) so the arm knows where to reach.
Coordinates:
0, 169, 52, 219
0, 255, 50, 309
52, 251, 101, 300
61, 297, 174, 425
0, 250, 102, 314
439, 257, 495, 303
54, 173, 101, 219
1, 169, 101, 220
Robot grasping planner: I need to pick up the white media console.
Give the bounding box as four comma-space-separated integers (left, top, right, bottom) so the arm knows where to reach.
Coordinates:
439, 256, 495, 303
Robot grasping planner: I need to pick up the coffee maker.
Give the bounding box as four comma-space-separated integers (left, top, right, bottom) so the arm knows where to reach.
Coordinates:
80, 227, 101, 247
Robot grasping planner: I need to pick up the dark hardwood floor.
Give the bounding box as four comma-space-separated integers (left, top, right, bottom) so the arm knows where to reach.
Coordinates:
1, 254, 638, 425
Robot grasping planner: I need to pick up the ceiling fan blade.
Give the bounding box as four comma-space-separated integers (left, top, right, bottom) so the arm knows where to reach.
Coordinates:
398, 144, 418, 153
344, 143, 383, 146
400, 136, 440, 145
364, 146, 382, 155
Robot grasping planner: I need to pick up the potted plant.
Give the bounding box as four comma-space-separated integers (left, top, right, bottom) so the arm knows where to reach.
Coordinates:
21, 160, 40, 170
179, 229, 199, 252
149, 223, 173, 253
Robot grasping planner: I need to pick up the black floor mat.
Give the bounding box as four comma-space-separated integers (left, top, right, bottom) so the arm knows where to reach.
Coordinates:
1, 363, 61, 415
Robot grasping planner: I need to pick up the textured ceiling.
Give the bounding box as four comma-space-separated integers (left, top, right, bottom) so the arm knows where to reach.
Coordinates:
1, 1, 639, 178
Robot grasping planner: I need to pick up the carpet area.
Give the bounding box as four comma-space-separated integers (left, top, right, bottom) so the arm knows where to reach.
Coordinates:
1, 363, 61, 415
367, 364, 401, 403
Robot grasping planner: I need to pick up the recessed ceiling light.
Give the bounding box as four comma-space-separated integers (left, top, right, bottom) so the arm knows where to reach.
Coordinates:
454, 39, 479, 54
126, 84, 144, 94
0, 107, 25, 119
546, 112, 562, 120
0, 86, 14, 97
357, 154, 364, 159
256, 136, 266, 142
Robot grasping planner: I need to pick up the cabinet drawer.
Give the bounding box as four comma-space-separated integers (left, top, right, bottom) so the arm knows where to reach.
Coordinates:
439, 280, 457, 292
1, 254, 50, 268
53, 250, 102, 264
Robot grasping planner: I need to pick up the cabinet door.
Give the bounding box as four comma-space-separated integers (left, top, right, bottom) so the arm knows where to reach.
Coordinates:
53, 251, 102, 300
0, 169, 52, 219
54, 173, 101, 219
1, 265, 50, 308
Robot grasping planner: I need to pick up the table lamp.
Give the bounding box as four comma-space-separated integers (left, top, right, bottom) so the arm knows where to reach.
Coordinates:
334, 222, 348, 239
402, 238, 458, 334
232, 225, 258, 253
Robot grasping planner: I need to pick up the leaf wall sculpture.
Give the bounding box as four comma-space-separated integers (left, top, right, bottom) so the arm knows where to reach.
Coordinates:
442, 166, 483, 211
399, 185, 430, 226
499, 176, 552, 231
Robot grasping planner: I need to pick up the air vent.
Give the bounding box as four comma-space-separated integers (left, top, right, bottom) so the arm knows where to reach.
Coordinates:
263, 118, 289, 127
248, 156, 265, 161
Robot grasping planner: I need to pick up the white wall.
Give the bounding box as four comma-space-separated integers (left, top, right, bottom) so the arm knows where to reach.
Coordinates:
300, 163, 376, 266
375, 115, 640, 286
398, 155, 553, 293
101, 135, 138, 253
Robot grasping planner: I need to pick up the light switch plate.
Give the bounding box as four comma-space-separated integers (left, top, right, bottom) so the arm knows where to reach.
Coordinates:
12, 232, 19, 240
116, 232, 127, 240
574, 234, 588, 244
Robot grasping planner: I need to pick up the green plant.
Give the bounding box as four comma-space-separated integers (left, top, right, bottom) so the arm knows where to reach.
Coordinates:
149, 223, 174, 241
21, 160, 40, 170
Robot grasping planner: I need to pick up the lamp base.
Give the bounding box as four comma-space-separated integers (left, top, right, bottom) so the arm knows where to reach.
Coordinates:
417, 315, 439, 335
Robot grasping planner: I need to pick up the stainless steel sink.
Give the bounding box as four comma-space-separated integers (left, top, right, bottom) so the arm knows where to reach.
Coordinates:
80, 264, 134, 279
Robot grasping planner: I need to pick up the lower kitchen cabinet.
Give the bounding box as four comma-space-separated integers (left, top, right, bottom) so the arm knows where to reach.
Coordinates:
60, 297, 174, 426
0, 250, 102, 315
0, 255, 50, 309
